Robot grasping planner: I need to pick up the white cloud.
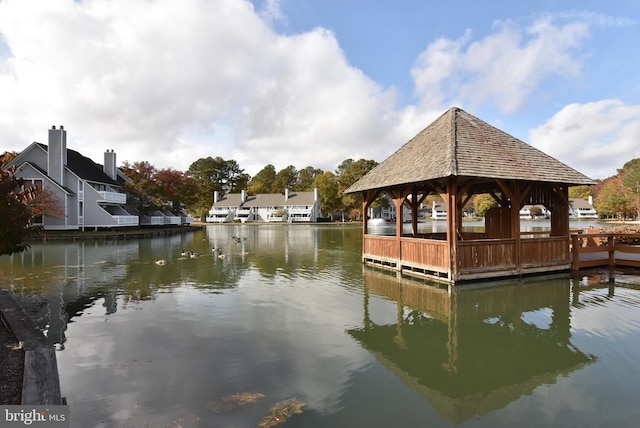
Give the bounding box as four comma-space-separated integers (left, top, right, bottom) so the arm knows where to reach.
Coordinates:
0, 0, 416, 176
411, 16, 589, 113
258, 0, 286, 25
529, 100, 640, 179
0, 2, 634, 182
233, 28, 418, 173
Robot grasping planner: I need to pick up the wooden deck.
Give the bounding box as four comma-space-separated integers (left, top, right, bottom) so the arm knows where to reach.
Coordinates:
363, 232, 640, 283
571, 233, 640, 270
362, 234, 570, 283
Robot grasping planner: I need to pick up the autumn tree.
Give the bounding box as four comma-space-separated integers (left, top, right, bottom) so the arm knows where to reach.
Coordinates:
335, 158, 378, 215
247, 164, 276, 195
474, 194, 499, 217
154, 168, 198, 213
568, 185, 593, 200
0, 166, 36, 255
272, 165, 299, 193
594, 176, 633, 219
188, 157, 249, 219
27, 187, 65, 221
297, 166, 323, 191
0, 151, 19, 168
618, 158, 640, 219
121, 161, 159, 213
189, 157, 248, 193
312, 171, 339, 216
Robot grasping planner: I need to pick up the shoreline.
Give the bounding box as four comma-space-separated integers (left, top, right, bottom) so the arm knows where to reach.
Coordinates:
24, 224, 202, 242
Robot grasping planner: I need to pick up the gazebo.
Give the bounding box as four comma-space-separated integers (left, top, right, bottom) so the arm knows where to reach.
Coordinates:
345, 107, 594, 284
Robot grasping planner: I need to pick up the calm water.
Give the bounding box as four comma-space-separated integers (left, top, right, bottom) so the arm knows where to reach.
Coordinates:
1, 222, 640, 427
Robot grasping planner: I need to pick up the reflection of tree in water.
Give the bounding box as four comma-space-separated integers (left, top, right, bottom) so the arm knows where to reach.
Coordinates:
349, 269, 597, 424
242, 224, 363, 282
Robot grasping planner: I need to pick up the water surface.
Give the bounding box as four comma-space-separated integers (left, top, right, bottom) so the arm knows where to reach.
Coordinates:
1, 222, 639, 427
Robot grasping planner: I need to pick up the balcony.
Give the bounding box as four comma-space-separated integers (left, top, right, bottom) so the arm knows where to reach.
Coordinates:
113, 216, 139, 226
98, 191, 127, 204
164, 215, 181, 225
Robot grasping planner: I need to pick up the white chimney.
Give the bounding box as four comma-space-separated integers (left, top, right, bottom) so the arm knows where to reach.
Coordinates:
241, 189, 246, 203
313, 187, 318, 201
47, 125, 67, 186
285, 188, 289, 200
588, 195, 593, 206
213, 191, 219, 204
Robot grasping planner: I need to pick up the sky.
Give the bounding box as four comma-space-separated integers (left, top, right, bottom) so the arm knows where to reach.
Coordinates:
1, 0, 639, 180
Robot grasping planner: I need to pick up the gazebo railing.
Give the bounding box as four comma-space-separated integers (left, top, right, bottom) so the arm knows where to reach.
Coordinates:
363, 233, 571, 282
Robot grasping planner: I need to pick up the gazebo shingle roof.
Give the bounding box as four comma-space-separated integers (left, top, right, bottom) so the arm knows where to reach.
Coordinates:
346, 107, 594, 193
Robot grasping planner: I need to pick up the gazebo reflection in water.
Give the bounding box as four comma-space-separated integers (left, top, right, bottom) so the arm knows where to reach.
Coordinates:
348, 268, 596, 424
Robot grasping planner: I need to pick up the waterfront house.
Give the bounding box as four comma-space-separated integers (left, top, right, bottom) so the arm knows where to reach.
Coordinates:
431, 201, 448, 220
368, 194, 412, 222
345, 107, 594, 284
519, 204, 551, 219
206, 191, 246, 223
4, 126, 138, 230
569, 197, 598, 219
206, 188, 321, 223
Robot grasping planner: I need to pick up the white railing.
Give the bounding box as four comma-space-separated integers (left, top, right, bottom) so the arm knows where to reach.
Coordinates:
288, 207, 311, 214
209, 207, 231, 214
146, 216, 165, 225
164, 216, 181, 225
113, 216, 139, 225
98, 191, 127, 204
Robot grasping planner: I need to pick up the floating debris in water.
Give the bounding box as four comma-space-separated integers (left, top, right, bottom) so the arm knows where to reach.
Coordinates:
209, 392, 265, 413
257, 398, 305, 428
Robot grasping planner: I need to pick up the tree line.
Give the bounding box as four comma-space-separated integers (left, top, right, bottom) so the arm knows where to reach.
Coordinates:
3, 147, 639, 256
587, 158, 640, 220
121, 156, 379, 221
103, 155, 640, 220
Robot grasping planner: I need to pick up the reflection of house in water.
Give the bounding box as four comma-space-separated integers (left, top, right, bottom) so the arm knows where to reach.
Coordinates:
3, 232, 193, 347
205, 224, 322, 270
348, 269, 597, 424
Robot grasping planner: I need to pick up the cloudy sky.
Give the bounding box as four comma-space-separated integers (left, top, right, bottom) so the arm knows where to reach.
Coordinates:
1, 0, 639, 179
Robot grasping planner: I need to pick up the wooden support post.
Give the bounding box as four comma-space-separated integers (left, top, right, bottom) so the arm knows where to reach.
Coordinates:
571, 234, 580, 270
608, 235, 615, 268
393, 196, 404, 270
446, 179, 458, 282
410, 188, 419, 236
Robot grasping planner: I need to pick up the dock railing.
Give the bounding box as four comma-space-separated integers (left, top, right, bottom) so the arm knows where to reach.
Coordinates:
571, 232, 640, 270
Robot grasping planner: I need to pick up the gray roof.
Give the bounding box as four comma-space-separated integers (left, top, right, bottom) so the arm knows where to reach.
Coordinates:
242, 193, 285, 208
35, 142, 120, 186
286, 191, 316, 206
569, 198, 594, 209
346, 107, 594, 194
212, 193, 245, 208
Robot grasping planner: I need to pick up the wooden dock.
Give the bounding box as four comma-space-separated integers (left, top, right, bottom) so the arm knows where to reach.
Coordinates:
0, 288, 64, 405
571, 232, 640, 270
